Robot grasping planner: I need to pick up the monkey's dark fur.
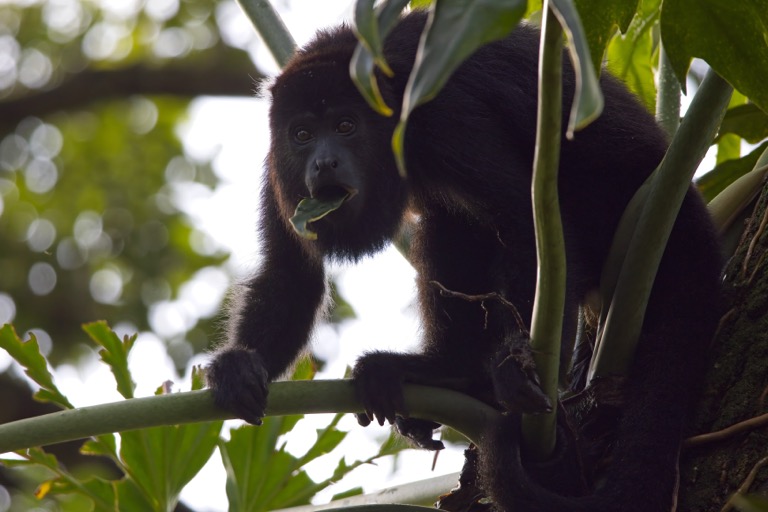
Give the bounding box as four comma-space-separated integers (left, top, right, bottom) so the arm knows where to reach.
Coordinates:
207, 11, 722, 511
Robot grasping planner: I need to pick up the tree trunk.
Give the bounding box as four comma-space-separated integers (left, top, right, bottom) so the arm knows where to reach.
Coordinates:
679, 181, 768, 511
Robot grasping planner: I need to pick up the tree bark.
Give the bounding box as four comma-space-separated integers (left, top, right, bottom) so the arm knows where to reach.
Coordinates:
680, 180, 768, 511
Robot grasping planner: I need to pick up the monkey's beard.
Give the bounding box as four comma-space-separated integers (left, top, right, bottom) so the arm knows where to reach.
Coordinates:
309, 190, 408, 262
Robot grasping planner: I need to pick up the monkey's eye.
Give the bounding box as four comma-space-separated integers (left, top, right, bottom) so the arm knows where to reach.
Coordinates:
294, 129, 313, 143
336, 120, 355, 135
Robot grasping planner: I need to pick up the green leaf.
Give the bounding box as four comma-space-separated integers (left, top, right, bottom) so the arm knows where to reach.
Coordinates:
350, 0, 411, 115
717, 134, 742, 164
718, 103, 768, 144
190, 365, 207, 390
550, 0, 605, 134
4, 448, 117, 511
606, 12, 656, 112
221, 420, 307, 511
717, 91, 750, 163
115, 478, 156, 511
410, 0, 433, 8
354, 0, 394, 77
80, 434, 118, 461
707, 145, 768, 234
220, 409, 405, 511
574, 0, 638, 74
394, 0, 526, 174
83, 321, 136, 399
220, 364, 349, 511
405, 0, 526, 107
0, 324, 73, 409
289, 193, 352, 240
331, 486, 364, 501
118, 414, 223, 511
350, 43, 395, 116
661, 0, 768, 112
697, 141, 768, 202
291, 356, 318, 381
21, 447, 61, 470
525, 0, 544, 18
47, 476, 117, 511
297, 414, 346, 466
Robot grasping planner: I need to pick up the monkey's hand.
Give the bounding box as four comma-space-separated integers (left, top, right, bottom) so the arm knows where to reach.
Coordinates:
351, 351, 407, 427
352, 351, 446, 451
207, 347, 269, 425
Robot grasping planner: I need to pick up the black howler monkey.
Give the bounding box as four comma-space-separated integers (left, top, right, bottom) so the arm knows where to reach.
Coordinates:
207, 10, 722, 512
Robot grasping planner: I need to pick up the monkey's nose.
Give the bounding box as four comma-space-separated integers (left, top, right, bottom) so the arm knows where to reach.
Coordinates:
314, 158, 338, 172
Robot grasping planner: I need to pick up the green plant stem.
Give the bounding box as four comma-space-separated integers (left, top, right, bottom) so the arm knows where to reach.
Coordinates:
0, 381, 499, 454
235, 0, 296, 68
589, 70, 732, 379
656, 43, 681, 138
521, 1, 566, 462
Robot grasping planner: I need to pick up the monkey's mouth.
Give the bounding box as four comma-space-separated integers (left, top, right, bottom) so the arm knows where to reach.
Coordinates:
289, 186, 358, 240
313, 185, 358, 202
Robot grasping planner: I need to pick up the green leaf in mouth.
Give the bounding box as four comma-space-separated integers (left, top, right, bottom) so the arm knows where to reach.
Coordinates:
289, 191, 352, 240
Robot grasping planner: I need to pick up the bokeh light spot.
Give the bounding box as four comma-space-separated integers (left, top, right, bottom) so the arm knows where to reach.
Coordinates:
28, 262, 57, 295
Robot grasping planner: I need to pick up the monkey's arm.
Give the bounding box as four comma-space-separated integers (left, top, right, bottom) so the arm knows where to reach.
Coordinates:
353, 207, 538, 428
208, 186, 326, 424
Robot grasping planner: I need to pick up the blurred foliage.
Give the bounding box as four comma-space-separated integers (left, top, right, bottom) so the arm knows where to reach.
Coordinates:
0, 0, 226, 100
0, 99, 226, 364
0, 2, 262, 498
0, 324, 400, 512
0, 0, 261, 371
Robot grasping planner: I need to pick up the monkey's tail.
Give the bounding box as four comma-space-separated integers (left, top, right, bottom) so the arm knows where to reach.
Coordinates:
477, 414, 609, 512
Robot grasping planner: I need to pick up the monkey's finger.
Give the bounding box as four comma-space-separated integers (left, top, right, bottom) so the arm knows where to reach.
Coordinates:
237, 391, 266, 425
356, 412, 372, 426
383, 409, 397, 426
384, 394, 407, 425
242, 414, 263, 426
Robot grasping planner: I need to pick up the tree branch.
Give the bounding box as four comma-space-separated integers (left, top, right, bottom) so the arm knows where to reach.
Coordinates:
0, 45, 263, 128
0, 380, 500, 453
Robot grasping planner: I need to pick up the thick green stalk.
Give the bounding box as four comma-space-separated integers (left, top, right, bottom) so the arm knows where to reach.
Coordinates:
656, 44, 681, 138
235, 0, 296, 68
521, 1, 566, 461
589, 70, 732, 379
0, 381, 498, 454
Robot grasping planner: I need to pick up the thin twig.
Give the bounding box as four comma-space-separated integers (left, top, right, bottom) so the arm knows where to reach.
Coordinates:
684, 412, 768, 449
710, 307, 736, 350
747, 249, 768, 286
741, 203, 768, 279
720, 454, 768, 512
759, 384, 768, 410
429, 281, 527, 333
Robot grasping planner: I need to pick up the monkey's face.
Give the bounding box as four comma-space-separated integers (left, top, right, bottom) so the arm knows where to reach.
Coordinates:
267, 65, 408, 260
